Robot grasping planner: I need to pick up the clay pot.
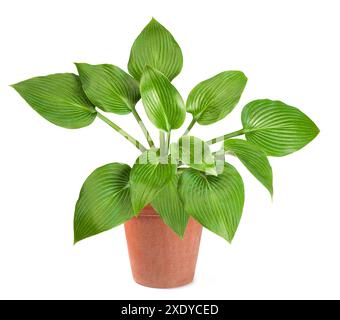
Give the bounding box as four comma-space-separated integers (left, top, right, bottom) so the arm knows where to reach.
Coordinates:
124, 205, 202, 288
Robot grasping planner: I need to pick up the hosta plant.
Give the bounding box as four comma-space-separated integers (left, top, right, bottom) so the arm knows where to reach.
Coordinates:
11, 18, 319, 244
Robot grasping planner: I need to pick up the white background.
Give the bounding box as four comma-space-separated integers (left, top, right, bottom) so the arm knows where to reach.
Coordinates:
0, 0, 339, 300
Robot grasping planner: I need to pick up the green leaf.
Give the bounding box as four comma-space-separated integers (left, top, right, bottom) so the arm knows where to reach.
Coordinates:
140, 66, 185, 132
128, 18, 183, 81
186, 71, 247, 125
75, 63, 140, 115
224, 139, 273, 195
11, 73, 96, 129
130, 149, 177, 214
152, 175, 189, 238
242, 99, 320, 156
179, 163, 244, 242
172, 135, 217, 175
74, 163, 134, 243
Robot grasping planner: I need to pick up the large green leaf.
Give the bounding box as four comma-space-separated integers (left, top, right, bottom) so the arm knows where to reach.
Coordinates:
242, 99, 319, 156
130, 149, 177, 214
128, 18, 183, 81
11, 73, 97, 129
152, 175, 189, 238
74, 163, 134, 243
224, 139, 273, 195
179, 163, 244, 242
186, 71, 247, 125
140, 66, 185, 132
75, 63, 140, 115
171, 135, 217, 175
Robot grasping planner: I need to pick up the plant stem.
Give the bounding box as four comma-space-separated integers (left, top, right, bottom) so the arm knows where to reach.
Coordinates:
206, 129, 245, 145
183, 118, 196, 135
159, 131, 166, 152
97, 111, 147, 152
131, 109, 155, 148
166, 131, 171, 151
159, 131, 168, 162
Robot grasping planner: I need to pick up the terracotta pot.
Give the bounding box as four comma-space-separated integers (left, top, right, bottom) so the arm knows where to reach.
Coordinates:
124, 205, 202, 288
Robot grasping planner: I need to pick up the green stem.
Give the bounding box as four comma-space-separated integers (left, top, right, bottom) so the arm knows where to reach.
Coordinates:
131, 109, 155, 148
159, 131, 166, 152
206, 129, 245, 145
97, 111, 147, 152
183, 118, 196, 135
159, 131, 168, 162
166, 131, 171, 151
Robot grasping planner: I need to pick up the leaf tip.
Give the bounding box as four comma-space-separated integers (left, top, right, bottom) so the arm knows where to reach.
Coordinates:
306, 118, 320, 146
226, 230, 237, 243
73, 234, 80, 245
74, 62, 84, 71
177, 233, 185, 240
10, 82, 19, 90
234, 70, 248, 88
150, 17, 160, 25
132, 204, 142, 216
315, 124, 320, 136
268, 182, 274, 198
73, 226, 81, 244
240, 70, 248, 80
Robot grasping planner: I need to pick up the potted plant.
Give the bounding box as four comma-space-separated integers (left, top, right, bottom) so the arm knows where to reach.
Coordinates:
11, 18, 319, 288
